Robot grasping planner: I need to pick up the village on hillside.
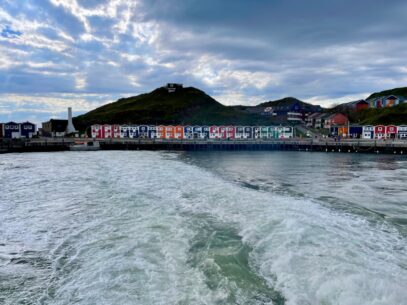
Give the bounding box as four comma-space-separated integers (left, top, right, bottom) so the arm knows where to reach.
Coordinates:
1, 84, 407, 141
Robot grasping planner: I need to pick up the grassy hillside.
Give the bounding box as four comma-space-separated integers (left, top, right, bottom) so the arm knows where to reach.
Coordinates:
356, 103, 407, 125
366, 87, 407, 100
73, 87, 272, 131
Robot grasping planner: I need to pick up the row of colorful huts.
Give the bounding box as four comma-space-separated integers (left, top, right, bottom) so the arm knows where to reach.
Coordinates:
91, 125, 294, 139
331, 125, 407, 139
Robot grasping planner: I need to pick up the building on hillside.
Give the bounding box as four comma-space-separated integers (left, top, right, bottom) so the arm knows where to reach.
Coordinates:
305, 113, 321, 128
349, 100, 369, 111
349, 126, 363, 138
287, 112, 303, 123
314, 113, 331, 129
3, 122, 21, 139
398, 125, 407, 139
324, 113, 349, 129
362, 126, 374, 139
166, 83, 183, 93
20, 122, 36, 138
385, 125, 397, 139
374, 125, 386, 139
383, 96, 399, 107
42, 119, 68, 137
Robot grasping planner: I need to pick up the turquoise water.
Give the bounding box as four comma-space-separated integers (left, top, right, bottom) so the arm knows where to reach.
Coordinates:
0, 151, 406, 305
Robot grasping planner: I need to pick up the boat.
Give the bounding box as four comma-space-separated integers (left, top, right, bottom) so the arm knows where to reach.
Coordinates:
70, 141, 100, 151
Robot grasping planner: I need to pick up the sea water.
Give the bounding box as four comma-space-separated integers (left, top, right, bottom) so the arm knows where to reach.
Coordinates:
0, 151, 406, 305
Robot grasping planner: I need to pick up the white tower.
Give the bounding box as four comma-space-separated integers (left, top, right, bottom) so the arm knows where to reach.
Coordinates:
66, 107, 76, 133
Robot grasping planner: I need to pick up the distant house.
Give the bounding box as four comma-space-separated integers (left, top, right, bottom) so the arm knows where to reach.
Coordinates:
350, 100, 369, 111
383, 96, 399, 107
42, 119, 68, 137
314, 113, 331, 129
3, 122, 20, 139
324, 113, 349, 129
166, 83, 183, 93
20, 121, 36, 138
305, 113, 321, 128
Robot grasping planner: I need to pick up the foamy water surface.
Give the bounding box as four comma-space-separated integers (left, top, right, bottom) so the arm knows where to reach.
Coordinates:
0, 151, 406, 305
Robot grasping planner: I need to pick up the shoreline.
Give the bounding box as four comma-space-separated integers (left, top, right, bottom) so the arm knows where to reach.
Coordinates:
1, 138, 407, 155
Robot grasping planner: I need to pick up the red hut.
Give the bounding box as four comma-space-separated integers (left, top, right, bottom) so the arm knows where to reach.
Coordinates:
385, 125, 397, 139
219, 126, 227, 139
226, 126, 235, 139
174, 125, 184, 139
165, 126, 175, 139
374, 125, 385, 139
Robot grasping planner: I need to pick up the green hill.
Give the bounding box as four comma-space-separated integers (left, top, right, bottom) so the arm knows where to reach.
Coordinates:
73, 86, 271, 131
357, 103, 407, 125
366, 87, 407, 100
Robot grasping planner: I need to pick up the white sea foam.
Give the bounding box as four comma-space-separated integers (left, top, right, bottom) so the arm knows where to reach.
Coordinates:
0, 151, 406, 305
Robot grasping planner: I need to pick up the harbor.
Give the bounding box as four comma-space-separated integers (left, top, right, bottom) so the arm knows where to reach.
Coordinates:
1, 137, 407, 154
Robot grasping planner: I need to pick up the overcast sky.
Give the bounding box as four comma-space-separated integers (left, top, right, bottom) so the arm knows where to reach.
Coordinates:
1, 0, 407, 124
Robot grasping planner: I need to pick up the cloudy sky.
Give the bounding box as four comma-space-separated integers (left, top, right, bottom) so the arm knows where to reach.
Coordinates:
1, 0, 407, 124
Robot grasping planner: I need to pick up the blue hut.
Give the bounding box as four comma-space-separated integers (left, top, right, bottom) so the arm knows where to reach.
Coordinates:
202, 126, 210, 139
243, 127, 252, 139
184, 126, 193, 139
3, 122, 20, 138
20, 122, 36, 138
138, 125, 149, 138
235, 126, 244, 139
129, 125, 139, 138
349, 126, 363, 138
148, 126, 157, 138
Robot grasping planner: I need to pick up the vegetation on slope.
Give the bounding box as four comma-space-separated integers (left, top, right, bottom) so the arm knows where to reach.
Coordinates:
366, 87, 407, 100
73, 87, 272, 131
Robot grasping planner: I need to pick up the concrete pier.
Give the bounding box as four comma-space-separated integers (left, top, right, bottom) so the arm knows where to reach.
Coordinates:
1, 138, 407, 154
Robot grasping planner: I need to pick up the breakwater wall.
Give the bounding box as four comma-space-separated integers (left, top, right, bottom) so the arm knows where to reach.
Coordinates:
1, 138, 407, 154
